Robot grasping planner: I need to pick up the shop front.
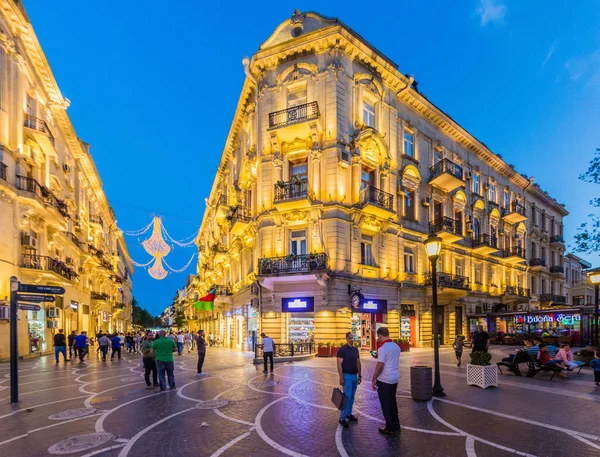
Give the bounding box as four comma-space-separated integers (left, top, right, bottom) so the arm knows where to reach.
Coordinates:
351, 298, 387, 351
282, 297, 314, 343
27, 308, 46, 354
247, 306, 258, 351
400, 304, 417, 347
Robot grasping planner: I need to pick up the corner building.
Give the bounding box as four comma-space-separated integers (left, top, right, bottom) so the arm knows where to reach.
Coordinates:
192, 11, 568, 350
0, 1, 133, 360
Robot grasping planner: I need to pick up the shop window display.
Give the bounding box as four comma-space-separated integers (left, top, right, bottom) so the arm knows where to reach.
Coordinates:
288, 314, 314, 343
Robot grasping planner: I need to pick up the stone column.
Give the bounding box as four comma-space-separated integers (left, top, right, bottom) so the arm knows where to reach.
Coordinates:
351, 155, 361, 204
311, 149, 321, 201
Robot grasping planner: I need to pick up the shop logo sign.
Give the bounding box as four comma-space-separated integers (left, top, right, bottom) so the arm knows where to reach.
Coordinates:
282, 297, 314, 312
515, 314, 581, 324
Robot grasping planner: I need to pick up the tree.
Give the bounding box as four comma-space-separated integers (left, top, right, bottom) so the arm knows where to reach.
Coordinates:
131, 297, 161, 328
574, 148, 600, 253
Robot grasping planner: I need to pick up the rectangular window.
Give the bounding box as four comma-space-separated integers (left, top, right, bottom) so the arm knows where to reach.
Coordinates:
489, 184, 496, 203
287, 86, 307, 107
473, 174, 480, 195
404, 247, 415, 273
541, 279, 546, 294
404, 189, 416, 220
291, 162, 307, 178
363, 101, 375, 128
474, 265, 481, 284
361, 168, 373, 191
455, 259, 463, 277
433, 149, 442, 165
503, 190, 509, 209
361, 234, 374, 266
290, 230, 307, 256
403, 131, 415, 158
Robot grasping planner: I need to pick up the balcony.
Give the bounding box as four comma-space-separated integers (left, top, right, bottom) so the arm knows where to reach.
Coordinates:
497, 246, 526, 264
273, 177, 314, 211
64, 232, 82, 249
550, 235, 565, 245
91, 291, 110, 301
360, 185, 395, 219
502, 201, 527, 224
113, 303, 126, 311
529, 258, 547, 270
216, 285, 232, 296
89, 214, 103, 228
21, 254, 78, 282
268, 102, 319, 129
539, 294, 567, 306
429, 216, 463, 243
429, 158, 464, 193
24, 114, 55, 147
258, 253, 330, 276
0, 162, 6, 182
211, 242, 228, 263
502, 286, 531, 304
16, 175, 44, 199
471, 234, 498, 255
424, 272, 470, 300
216, 194, 229, 218
550, 265, 564, 275
227, 206, 252, 236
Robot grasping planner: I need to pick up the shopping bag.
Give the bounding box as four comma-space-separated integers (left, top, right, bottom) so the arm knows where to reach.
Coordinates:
331, 387, 347, 410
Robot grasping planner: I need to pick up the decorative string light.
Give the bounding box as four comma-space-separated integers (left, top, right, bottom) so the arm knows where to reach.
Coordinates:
120, 219, 154, 236
142, 217, 171, 258
163, 253, 196, 273
131, 257, 155, 268
148, 257, 168, 280
161, 224, 198, 248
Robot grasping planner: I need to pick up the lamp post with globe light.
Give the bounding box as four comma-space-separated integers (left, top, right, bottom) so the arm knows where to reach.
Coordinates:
424, 234, 445, 397
588, 269, 600, 346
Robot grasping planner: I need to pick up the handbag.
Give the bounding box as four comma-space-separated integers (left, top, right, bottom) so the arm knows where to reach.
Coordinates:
331, 387, 347, 410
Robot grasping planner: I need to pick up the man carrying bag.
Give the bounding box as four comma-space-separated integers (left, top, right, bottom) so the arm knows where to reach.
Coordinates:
335, 332, 362, 428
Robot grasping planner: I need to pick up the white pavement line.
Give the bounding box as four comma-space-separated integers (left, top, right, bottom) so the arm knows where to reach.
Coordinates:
247, 374, 286, 396
212, 385, 255, 427
84, 382, 145, 408
115, 438, 130, 443
255, 395, 309, 457
95, 391, 165, 432
573, 435, 600, 451
426, 400, 538, 457
210, 430, 253, 457
0, 383, 80, 402
176, 379, 209, 402
80, 443, 125, 457
335, 424, 350, 457
0, 374, 74, 386
0, 395, 89, 419
0, 413, 102, 446
465, 436, 477, 457
288, 381, 337, 411
435, 398, 600, 441
117, 407, 194, 457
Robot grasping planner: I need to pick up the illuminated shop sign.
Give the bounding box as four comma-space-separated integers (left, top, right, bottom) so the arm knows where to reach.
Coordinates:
515, 314, 581, 324
70, 301, 79, 311
282, 297, 315, 313
224, 311, 232, 317
234, 308, 242, 316
357, 299, 387, 314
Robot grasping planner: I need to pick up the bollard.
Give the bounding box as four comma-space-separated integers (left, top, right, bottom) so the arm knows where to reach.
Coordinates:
410, 365, 433, 401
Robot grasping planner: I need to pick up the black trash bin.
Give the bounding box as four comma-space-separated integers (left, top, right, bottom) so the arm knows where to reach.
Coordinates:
410, 366, 432, 401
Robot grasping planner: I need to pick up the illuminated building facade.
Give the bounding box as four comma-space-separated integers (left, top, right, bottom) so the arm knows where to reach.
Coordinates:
190, 11, 572, 349
0, 1, 133, 360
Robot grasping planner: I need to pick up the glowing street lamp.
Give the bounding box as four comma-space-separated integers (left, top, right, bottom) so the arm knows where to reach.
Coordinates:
588, 269, 600, 346
424, 234, 445, 397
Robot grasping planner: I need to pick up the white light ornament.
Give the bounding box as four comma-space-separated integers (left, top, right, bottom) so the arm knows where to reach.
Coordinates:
148, 257, 168, 280
142, 217, 171, 258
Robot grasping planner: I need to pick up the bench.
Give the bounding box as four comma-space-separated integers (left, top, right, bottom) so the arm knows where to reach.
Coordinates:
527, 359, 564, 380
497, 350, 534, 377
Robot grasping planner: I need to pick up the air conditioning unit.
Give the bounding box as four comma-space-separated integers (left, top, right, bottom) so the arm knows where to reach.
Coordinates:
422, 197, 431, 207
47, 320, 58, 328
0, 306, 9, 320
338, 150, 351, 168
465, 171, 472, 180
48, 307, 60, 318
21, 232, 38, 249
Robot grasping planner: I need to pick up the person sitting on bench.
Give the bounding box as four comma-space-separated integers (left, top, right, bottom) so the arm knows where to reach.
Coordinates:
538, 344, 567, 378
554, 344, 580, 371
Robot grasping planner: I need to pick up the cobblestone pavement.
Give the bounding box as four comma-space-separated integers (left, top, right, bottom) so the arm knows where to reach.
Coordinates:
1, 345, 600, 457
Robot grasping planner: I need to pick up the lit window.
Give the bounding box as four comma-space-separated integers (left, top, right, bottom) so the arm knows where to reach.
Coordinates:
290, 230, 307, 256
291, 162, 307, 178
361, 234, 375, 266
404, 189, 416, 219
361, 168, 373, 191
455, 259, 463, 277
489, 184, 496, 203
287, 86, 307, 107
474, 265, 481, 284
472, 174, 480, 195
503, 190, 509, 209
404, 247, 415, 273
363, 101, 375, 128
403, 131, 415, 158
433, 149, 442, 165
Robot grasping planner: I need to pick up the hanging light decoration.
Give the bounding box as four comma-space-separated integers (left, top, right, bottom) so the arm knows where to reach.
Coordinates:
148, 257, 168, 280
142, 217, 171, 258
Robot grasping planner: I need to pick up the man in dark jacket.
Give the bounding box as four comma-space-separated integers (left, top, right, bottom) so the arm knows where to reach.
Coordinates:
68, 330, 76, 359
53, 329, 67, 363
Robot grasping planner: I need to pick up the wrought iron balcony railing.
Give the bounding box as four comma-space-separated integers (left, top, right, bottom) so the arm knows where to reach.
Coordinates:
529, 258, 546, 267
89, 214, 103, 226
550, 235, 564, 244
502, 201, 527, 218
16, 175, 43, 198
227, 205, 251, 223
24, 114, 55, 146
429, 158, 463, 181
0, 162, 6, 182
211, 243, 228, 253
550, 265, 564, 274
429, 216, 462, 236
258, 253, 330, 276
499, 246, 526, 259
91, 291, 110, 301
471, 234, 497, 249
423, 272, 470, 290
539, 294, 567, 304
21, 254, 78, 281
268, 101, 319, 129
274, 177, 313, 203
503, 286, 531, 298
360, 185, 394, 212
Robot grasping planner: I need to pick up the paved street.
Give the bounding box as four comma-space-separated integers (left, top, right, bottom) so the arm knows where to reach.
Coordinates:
0, 347, 599, 457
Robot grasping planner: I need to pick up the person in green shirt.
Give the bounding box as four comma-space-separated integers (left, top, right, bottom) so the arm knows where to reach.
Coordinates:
151, 330, 177, 391
141, 333, 158, 389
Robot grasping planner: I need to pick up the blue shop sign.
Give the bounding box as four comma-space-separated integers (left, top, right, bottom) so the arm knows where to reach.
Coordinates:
358, 299, 387, 314
282, 297, 314, 313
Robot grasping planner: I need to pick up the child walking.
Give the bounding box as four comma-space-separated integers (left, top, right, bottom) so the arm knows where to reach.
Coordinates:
590, 350, 600, 387
453, 335, 464, 367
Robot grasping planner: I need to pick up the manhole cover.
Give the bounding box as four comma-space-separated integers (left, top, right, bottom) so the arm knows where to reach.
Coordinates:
195, 400, 229, 409
48, 408, 97, 420
48, 433, 114, 454
253, 381, 278, 388
120, 376, 143, 382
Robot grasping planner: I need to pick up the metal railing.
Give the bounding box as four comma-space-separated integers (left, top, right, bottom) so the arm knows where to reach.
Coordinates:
429, 158, 463, 181
529, 258, 546, 267
227, 205, 251, 223
255, 342, 315, 358
429, 216, 462, 236
550, 265, 564, 274
89, 214, 103, 225
500, 246, 526, 259
503, 286, 530, 297
211, 243, 228, 253
360, 185, 394, 211
258, 253, 329, 275
502, 201, 527, 218
64, 232, 81, 247
550, 235, 564, 244
16, 175, 43, 198
21, 254, 78, 281
0, 162, 6, 182
471, 234, 497, 249
91, 291, 110, 301
216, 285, 232, 296
274, 177, 313, 203
423, 272, 470, 290
24, 114, 55, 145
114, 303, 126, 311
539, 294, 567, 304
268, 101, 319, 129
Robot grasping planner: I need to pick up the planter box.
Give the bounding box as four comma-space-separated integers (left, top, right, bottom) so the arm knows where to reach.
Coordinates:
467, 364, 498, 389
399, 343, 410, 352
331, 347, 339, 357
317, 347, 331, 357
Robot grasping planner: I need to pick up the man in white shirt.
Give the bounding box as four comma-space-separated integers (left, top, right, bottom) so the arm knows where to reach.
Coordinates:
371, 326, 400, 435
176, 331, 185, 355
261, 332, 274, 374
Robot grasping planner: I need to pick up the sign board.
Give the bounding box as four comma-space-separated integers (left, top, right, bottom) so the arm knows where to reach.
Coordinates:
16, 294, 55, 303
18, 284, 65, 295
70, 301, 79, 311
356, 298, 388, 314
18, 304, 41, 311
282, 297, 315, 313
515, 313, 581, 325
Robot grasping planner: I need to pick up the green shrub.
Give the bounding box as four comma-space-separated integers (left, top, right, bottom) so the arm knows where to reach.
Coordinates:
470, 351, 492, 366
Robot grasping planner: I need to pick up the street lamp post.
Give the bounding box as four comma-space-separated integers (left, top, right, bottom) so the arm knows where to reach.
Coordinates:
589, 271, 600, 346
424, 234, 445, 397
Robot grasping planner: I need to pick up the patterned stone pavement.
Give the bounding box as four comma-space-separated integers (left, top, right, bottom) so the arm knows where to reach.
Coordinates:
0, 345, 600, 457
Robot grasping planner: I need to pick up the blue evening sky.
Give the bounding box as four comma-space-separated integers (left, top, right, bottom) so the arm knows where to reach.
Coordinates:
24, 0, 600, 315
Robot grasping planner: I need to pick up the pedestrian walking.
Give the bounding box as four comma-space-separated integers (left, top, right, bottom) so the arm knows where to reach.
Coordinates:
453, 335, 464, 367
336, 332, 361, 428
185, 332, 193, 353
98, 333, 110, 361
111, 333, 122, 361
371, 327, 400, 435
68, 330, 76, 359
176, 331, 184, 355
74, 331, 89, 362
151, 330, 177, 391
134, 332, 142, 353
590, 350, 600, 387
471, 325, 489, 353
125, 333, 134, 353
196, 329, 207, 377
53, 329, 68, 364
141, 333, 159, 388
209, 333, 214, 347
261, 332, 274, 373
